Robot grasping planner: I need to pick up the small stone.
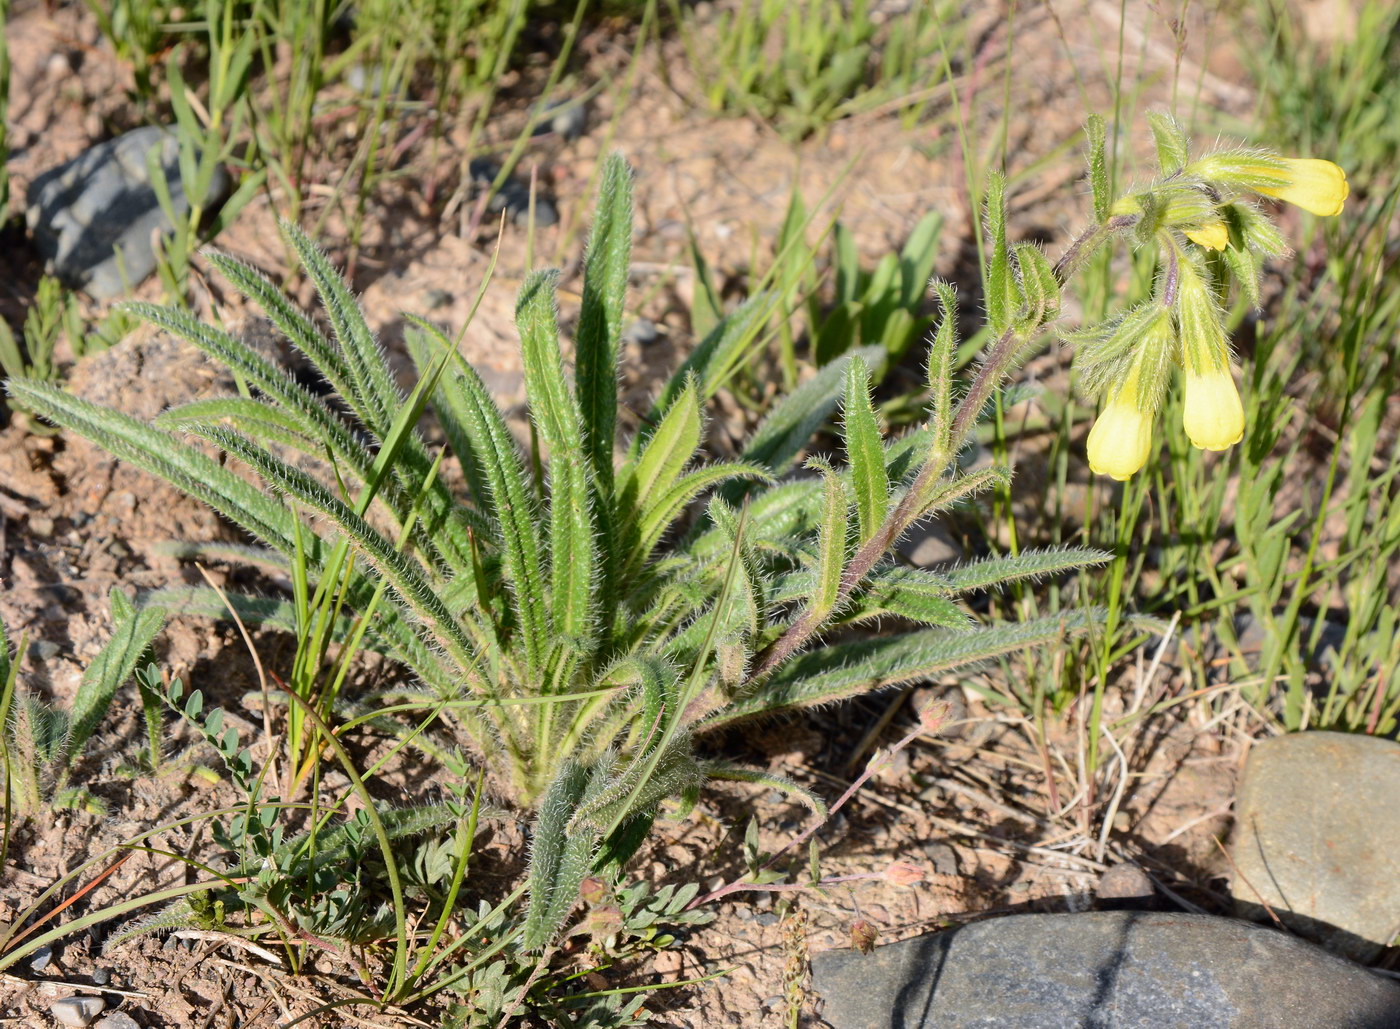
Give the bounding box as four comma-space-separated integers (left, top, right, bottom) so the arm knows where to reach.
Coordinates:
32, 639, 62, 660
920, 841, 960, 877
511, 197, 558, 228
90, 967, 110, 986
622, 318, 661, 346
94, 1015, 141, 1029
1094, 862, 1155, 909
29, 515, 54, 536
1231, 731, 1400, 961
755, 912, 779, 927
26, 126, 231, 298
29, 944, 53, 972
531, 98, 587, 141
49, 996, 105, 1028
895, 522, 961, 568
811, 911, 1400, 1029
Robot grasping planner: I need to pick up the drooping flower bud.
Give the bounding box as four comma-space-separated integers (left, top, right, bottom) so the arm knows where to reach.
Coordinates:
1086, 383, 1153, 481
1182, 367, 1245, 451
1175, 260, 1244, 452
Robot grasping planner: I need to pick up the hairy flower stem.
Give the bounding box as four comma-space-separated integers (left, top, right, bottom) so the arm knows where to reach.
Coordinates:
748, 324, 1021, 682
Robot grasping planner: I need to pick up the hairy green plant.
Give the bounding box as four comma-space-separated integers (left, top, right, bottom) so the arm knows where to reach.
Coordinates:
7, 152, 1113, 952
0, 276, 136, 422
0, 592, 165, 818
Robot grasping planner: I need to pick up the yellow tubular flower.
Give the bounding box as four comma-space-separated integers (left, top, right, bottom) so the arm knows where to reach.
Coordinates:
1183, 366, 1245, 451
1256, 158, 1349, 217
1185, 220, 1229, 251
1087, 373, 1154, 481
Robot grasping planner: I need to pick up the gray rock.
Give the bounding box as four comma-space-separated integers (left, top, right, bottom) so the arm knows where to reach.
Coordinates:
920, 840, 960, 877
29, 943, 53, 971
49, 995, 105, 1028
531, 98, 587, 141
1230, 730, 1400, 961
26, 126, 229, 299
466, 158, 558, 228
622, 318, 661, 346
94, 1014, 141, 1029
811, 911, 1400, 1029
895, 521, 960, 567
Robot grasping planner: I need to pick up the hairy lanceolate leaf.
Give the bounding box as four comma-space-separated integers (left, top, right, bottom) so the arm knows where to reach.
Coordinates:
632, 462, 771, 577
927, 281, 958, 456
702, 609, 1106, 729
936, 547, 1113, 593
1146, 111, 1190, 176
443, 357, 550, 680
700, 761, 828, 816
283, 222, 400, 441
617, 376, 704, 576
7, 380, 300, 555
524, 755, 616, 949
202, 251, 356, 405
1013, 244, 1061, 330
575, 153, 633, 494
67, 594, 165, 762
842, 355, 887, 545
517, 270, 595, 647
196, 425, 482, 682
1086, 114, 1110, 224
984, 172, 1021, 334
808, 461, 849, 622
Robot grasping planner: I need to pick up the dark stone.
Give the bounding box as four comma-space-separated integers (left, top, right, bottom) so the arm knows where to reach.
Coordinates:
1230, 731, 1400, 961
811, 911, 1400, 1029
622, 318, 661, 346
26, 126, 230, 299
531, 98, 587, 141
920, 840, 960, 877
465, 158, 558, 227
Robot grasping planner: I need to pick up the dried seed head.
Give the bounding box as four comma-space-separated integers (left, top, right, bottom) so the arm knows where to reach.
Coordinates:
850, 918, 880, 954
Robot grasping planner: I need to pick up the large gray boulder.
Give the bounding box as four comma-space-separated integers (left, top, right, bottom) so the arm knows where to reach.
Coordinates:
812, 911, 1400, 1028
1231, 730, 1400, 960
25, 125, 228, 299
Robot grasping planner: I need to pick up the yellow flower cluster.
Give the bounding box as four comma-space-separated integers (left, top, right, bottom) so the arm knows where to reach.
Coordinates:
1085, 155, 1348, 481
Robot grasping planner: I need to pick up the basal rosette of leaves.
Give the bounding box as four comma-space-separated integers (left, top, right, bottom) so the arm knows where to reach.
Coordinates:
7, 153, 1114, 949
